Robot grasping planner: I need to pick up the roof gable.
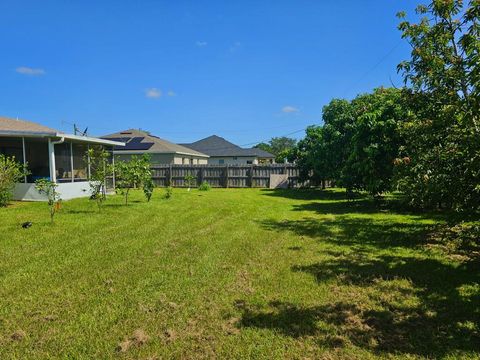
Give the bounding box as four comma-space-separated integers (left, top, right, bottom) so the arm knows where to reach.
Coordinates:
102, 129, 209, 157
0, 116, 59, 135
181, 135, 275, 158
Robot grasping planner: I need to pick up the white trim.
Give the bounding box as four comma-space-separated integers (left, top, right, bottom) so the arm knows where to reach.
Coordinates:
60, 133, 124, 147
48, 139, 56, 182
70, 142, 74, 183
87, 144, 91, 178
0, 131, 124, 147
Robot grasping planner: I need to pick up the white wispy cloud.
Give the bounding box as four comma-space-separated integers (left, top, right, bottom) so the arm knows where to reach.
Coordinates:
167, 90, 176, 97
145, 88, 162, 98
282, 106, 299, 113
229, 41, 241, 53
16, 66, 45, 76
196, 41, 207, 47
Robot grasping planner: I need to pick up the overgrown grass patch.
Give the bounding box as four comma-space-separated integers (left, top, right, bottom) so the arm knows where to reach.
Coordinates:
0, 188, 478, 359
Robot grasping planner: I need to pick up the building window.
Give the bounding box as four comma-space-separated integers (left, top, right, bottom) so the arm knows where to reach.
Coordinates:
219, 159, 224, 165
233, 157, 237, 160
24, 138, 49, 182
246, 160, 253, 164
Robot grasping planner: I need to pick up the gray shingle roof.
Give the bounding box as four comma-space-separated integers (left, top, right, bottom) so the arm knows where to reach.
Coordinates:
0, 116, 59, 135
181, 135, 275, 158
102, 129, 209, 157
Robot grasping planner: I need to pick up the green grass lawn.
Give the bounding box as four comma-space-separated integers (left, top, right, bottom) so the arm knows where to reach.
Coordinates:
0, 188, 478, 359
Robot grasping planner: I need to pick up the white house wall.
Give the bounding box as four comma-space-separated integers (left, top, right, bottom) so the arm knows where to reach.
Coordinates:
14, 182, 92, 201
115, 153, 208, 165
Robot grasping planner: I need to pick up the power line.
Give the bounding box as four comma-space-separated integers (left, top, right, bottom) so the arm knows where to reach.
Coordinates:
341, 40, 403, 98
57, 40, 405, 148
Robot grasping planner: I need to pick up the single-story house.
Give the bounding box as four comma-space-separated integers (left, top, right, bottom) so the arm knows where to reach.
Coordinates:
180, 135, 275, 165
0, 116, 124, 201
102, 129, 209, 165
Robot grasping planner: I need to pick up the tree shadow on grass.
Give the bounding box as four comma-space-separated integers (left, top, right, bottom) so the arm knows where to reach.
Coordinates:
253, 197, 479, 357
260, 217, 434, 250
63, 209, 96, 214
238, 255, 480, 357
262, 188, 474, 222
261, 188, 354, 201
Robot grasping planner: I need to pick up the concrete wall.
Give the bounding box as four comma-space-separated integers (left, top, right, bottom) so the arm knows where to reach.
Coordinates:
14, 182, 92, 201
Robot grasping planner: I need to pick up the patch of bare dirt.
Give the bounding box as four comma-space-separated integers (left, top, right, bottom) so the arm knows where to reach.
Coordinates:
11, 330, 26, 341
116, 329, 150, 353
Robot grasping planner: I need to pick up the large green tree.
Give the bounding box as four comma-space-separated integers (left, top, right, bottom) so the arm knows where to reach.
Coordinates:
295, 89, 406, 196
345, 88, 407, 195
395, 0, 480, 210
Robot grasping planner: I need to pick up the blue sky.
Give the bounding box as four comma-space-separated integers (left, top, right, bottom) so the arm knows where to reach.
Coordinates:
0, 0, 419, 145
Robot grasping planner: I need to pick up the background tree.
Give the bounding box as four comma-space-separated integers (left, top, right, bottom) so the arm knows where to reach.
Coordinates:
294, 126, 328, 187
345, 87, 407, 196
255, 136, 297, 163
294, 90, 406, 196
320, 98, 356, 188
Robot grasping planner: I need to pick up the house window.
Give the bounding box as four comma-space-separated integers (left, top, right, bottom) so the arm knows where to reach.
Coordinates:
219, 159, 224, 165
246, 160, 253, 164
24, 138, 49, 182
233, 157, 237, 160
55, 142, 72, 182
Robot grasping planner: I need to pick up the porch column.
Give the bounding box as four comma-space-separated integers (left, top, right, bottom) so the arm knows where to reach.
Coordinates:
111, 150, 116, 189
48, 139, 57, 182
22, 137, 27, 183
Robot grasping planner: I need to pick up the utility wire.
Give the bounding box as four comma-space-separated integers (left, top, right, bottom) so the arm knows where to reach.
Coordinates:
59, 40, 404, 148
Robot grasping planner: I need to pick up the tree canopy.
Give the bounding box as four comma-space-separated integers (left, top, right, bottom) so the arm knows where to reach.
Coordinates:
291, 0, 479, 211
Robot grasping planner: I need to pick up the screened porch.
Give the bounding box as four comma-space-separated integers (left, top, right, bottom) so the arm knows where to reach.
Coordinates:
0, 135, 117, 200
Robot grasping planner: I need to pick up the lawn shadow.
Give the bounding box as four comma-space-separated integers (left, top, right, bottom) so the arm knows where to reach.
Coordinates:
261, 188, 356, 201
238, 255, 480, 357
63, 209, 96, 214
259, 217, 433, 250
103, 203, 130, 208
254, 189, 479, 357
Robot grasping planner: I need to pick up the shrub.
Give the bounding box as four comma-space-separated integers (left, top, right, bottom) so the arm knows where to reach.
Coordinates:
85, 147, 112, 209
184, 174, 196, 191
198, 181, 211, 191
116, 154, 154, 205
35, 178, 61, 223
164, 186, 173, 199
139, 155, 154, 202
0, 155, 28, 207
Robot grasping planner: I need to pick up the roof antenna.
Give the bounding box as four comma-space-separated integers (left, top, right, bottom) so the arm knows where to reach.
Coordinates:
73, 123, 88, 136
